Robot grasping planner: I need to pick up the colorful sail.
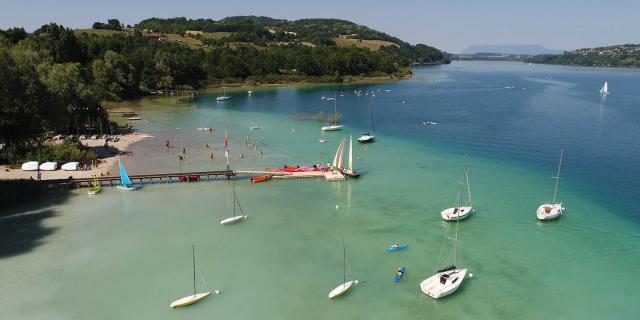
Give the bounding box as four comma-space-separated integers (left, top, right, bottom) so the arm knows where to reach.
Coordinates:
119, 160, 132, 187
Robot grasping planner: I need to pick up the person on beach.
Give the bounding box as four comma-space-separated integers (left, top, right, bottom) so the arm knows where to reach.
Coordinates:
165, 140, 170, 148
210, 152, 214, 160
205, 143, 210, 148
182, 147, 186, 154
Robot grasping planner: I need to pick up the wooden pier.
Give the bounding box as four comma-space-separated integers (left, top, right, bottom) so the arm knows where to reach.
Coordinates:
38, 168, 347, 189
44, 170, 235, 188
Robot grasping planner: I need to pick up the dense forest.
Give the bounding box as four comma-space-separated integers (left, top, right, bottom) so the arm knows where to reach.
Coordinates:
528, 44, 640, 67
0, 16, 449, 164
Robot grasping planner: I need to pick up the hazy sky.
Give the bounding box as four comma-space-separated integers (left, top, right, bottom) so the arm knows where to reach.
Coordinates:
1, 0, 639, 52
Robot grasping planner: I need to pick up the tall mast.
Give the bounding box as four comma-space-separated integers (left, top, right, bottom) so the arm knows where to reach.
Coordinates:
192, 245, 196, 295
454, 207, 460, 266
348, 135, 353, 171
368, 99, 374, 133
333, 94, 338, 125
342, 236, 346, 286
465, 167, 472, 207
232, 179, 237, 217
552, 149, 564, 203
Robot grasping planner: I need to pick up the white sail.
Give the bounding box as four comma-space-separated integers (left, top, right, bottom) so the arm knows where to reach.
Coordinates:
348, 135, 353, 171
600, 82, 609, 94
337, 138, 345, 170
332, 137, 345, 168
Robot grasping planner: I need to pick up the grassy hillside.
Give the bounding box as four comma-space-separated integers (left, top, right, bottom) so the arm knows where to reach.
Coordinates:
334, 38, 399, 51
528, 44, 640, 67
134, 16, 448, 64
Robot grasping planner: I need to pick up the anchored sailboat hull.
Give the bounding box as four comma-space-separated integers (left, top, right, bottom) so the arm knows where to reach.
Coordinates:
321, 125, 343, 131
536, 203, 563, 220
420, 268, 467, 299
220, 215, 247, 225
328, 280, 358, 299
441, 206, 473, 221
339, 168, 360, 178
357, 134, 375, 143
170, 292, 212, 308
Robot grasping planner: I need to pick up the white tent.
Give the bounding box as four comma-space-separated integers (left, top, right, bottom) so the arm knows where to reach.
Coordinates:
21, 161, 39, 171
39, 162, 58, 171
61, 162, 80, 171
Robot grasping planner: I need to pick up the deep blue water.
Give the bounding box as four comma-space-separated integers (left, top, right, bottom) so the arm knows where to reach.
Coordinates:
200, 61, 640, 222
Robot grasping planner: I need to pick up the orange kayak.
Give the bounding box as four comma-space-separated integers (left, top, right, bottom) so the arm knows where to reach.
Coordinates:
250, 175, 272, 183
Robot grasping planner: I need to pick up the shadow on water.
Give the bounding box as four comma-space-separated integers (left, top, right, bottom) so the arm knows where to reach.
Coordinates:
0, 182, 72, 258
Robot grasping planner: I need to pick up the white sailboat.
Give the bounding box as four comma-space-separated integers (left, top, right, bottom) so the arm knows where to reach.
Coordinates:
216, 89, 230, 101
328, 237, 358, 299
537, 149, 565, 220
322, 95, 343, 131
319, 130, 327, 143
170, 245, 219, 308
420, 215, 468, 299
600, 82, 609, 95
339, 135, 360, 178
358, 99, 375, 143
220, 180, 248, 225
441, 166, 473, 221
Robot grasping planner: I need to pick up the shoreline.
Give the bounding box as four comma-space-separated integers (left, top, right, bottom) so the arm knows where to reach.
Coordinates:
200, 75, 411, 92
0, 133, 153, 181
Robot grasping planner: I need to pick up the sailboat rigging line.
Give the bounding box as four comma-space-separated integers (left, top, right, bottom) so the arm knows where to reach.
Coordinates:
342, 236, 346, 286
434, 224, 450, 273
192, 245, 196, 295
195, 262, 210, 291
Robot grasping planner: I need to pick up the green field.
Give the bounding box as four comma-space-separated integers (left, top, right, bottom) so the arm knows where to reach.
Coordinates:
201, 32, 233, 40
334, 37, 399, 50
73, 28, 130, 37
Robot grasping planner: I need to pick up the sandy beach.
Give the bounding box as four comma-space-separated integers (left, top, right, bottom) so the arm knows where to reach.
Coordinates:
0, 133, 153, 181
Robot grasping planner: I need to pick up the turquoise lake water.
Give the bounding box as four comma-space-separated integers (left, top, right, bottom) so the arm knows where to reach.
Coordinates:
1, 61, 639, 319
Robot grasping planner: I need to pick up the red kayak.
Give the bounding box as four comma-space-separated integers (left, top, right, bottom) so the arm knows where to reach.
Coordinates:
250, 175, 272, 183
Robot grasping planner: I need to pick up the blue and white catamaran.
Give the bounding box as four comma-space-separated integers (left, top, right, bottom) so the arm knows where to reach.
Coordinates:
117, 160, 137, 191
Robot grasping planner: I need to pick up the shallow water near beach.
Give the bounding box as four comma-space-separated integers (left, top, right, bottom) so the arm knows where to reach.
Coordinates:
2, 61, 639, 319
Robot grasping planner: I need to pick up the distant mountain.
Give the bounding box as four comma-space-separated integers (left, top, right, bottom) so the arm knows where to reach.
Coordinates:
462, 44, 563, 55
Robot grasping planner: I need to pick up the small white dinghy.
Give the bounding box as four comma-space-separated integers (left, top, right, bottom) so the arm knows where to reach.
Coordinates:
220, 179, 248, 225
220, 215, 247, 225
170, 292, 212, 309
39, 162, 58, 171
170, 245, 219, 309
61, 162, 79, 171
441, 166, 473, 221
21, 161, 39, 171
329, 237, 358, 299
537, 149, 565, 221
328, 280, 359, 299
